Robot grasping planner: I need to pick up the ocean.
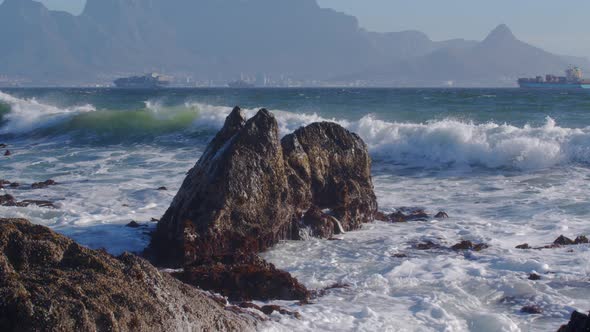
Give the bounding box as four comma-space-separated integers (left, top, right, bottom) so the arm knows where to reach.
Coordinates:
1, 88, 590, 331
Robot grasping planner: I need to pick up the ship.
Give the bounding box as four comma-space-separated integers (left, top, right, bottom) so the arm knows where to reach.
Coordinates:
518, 67, 590, 89
113, 73, 171, 88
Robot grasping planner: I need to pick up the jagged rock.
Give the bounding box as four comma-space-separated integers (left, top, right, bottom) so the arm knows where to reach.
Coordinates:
149, 108, 377, 266
149, 108, 296, 266
554, 235, 575, 246
126, 221, 142, 228
451, 240, 489, 252
434, 211, 449, 219
0, 218, 256, 332
31, 179, 57, 189
4, 150, 10, 156
176, 256, 309, 302
558, 311, 590, 332
575, 236, 589, 244
282, 122, 377, 231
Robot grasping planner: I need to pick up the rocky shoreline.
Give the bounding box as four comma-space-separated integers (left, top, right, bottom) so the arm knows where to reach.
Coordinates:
1, 108, 588, 331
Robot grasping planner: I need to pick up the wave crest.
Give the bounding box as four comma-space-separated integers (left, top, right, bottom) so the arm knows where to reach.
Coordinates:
1, 91, 589, 170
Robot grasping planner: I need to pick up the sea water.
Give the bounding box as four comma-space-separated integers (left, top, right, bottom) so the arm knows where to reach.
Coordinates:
1, 88, 590, 331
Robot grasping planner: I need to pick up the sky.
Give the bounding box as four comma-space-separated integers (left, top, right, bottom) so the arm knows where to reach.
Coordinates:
14, 0, 590, 57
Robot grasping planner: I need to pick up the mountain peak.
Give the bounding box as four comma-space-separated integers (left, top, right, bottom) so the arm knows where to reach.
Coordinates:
483, 24, 516, 44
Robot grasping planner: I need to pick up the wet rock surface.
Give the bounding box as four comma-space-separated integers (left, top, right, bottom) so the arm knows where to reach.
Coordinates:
558, 311, 590, 332
0, 218, 256, 332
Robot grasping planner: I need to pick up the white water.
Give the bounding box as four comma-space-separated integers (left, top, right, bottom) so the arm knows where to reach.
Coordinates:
1, 92, 590, 331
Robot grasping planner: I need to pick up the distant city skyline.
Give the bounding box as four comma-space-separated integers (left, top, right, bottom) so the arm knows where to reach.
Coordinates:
3, 0, 590, 58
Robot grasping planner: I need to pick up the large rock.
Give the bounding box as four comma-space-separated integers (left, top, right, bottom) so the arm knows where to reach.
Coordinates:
149, 109, 377, 267
0, 218, 255, 332
282, 122, 377, 231
149, 108, 296, 267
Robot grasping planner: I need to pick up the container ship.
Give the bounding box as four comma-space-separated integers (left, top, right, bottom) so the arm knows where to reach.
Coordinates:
518, 67, 590, 89
114, 73, 171, 88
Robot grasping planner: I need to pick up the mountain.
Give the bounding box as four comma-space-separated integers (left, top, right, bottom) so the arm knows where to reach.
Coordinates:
350, 24, 586, 86
0, 0, 587, 86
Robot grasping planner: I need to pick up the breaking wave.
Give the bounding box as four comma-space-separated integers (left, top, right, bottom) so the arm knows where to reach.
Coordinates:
1, 91, 590, 170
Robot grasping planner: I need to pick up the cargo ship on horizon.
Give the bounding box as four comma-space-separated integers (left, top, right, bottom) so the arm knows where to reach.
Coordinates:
114, 73, 171, 88
518, 67, 590, 89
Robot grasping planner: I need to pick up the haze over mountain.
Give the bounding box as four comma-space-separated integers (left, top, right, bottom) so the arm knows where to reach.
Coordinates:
0, 0, 587, 86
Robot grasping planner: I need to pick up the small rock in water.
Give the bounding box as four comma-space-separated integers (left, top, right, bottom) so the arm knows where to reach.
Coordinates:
4, 150, 11, 156
0, 194, 16, 206
434, 211, 449, 219
520, 305, 543, 314
260, 305, 301, 319
150, 218, 160, 222
31, 179, 57, 189
516, 243, 531, 249
126, 221, 142, 228
157, 186, 168, 191
528, 273, 541, 280
17, 200, 56, 208
554, 235, 576, 246
9, 182, 20, 188
558, 311, 590, 332
451, 240, 489, 251
0, 143, 6, 148
575, 235, 589, 244
415, 241, 440, 250
393, 253, 408, 258
388, 208, 429, 223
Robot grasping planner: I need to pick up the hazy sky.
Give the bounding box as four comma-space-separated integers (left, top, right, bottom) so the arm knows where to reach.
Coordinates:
15, 0, 590, 57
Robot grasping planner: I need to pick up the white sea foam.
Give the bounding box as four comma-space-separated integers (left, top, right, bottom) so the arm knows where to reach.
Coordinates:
0, 91, 95, 134
2, 92, 589, 170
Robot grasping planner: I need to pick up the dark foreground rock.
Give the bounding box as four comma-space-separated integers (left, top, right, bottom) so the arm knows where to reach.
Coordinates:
177, 256, 309, 302
0, 218, 256, 332
148, 108, 377, 301
558, 311, 590, 332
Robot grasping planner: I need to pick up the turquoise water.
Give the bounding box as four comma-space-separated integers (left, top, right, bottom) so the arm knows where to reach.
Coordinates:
1, 88, 590, 331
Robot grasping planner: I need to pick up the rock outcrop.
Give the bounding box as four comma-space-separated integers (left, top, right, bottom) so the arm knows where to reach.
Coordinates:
282, 122, 377, 231
149, 108, 377, 267
558, 311, 590, 332
0, 218, 256, 332
148, 108, 377, 300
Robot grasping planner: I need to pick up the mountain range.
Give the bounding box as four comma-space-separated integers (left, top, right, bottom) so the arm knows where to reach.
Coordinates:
0, 0, 588, 86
